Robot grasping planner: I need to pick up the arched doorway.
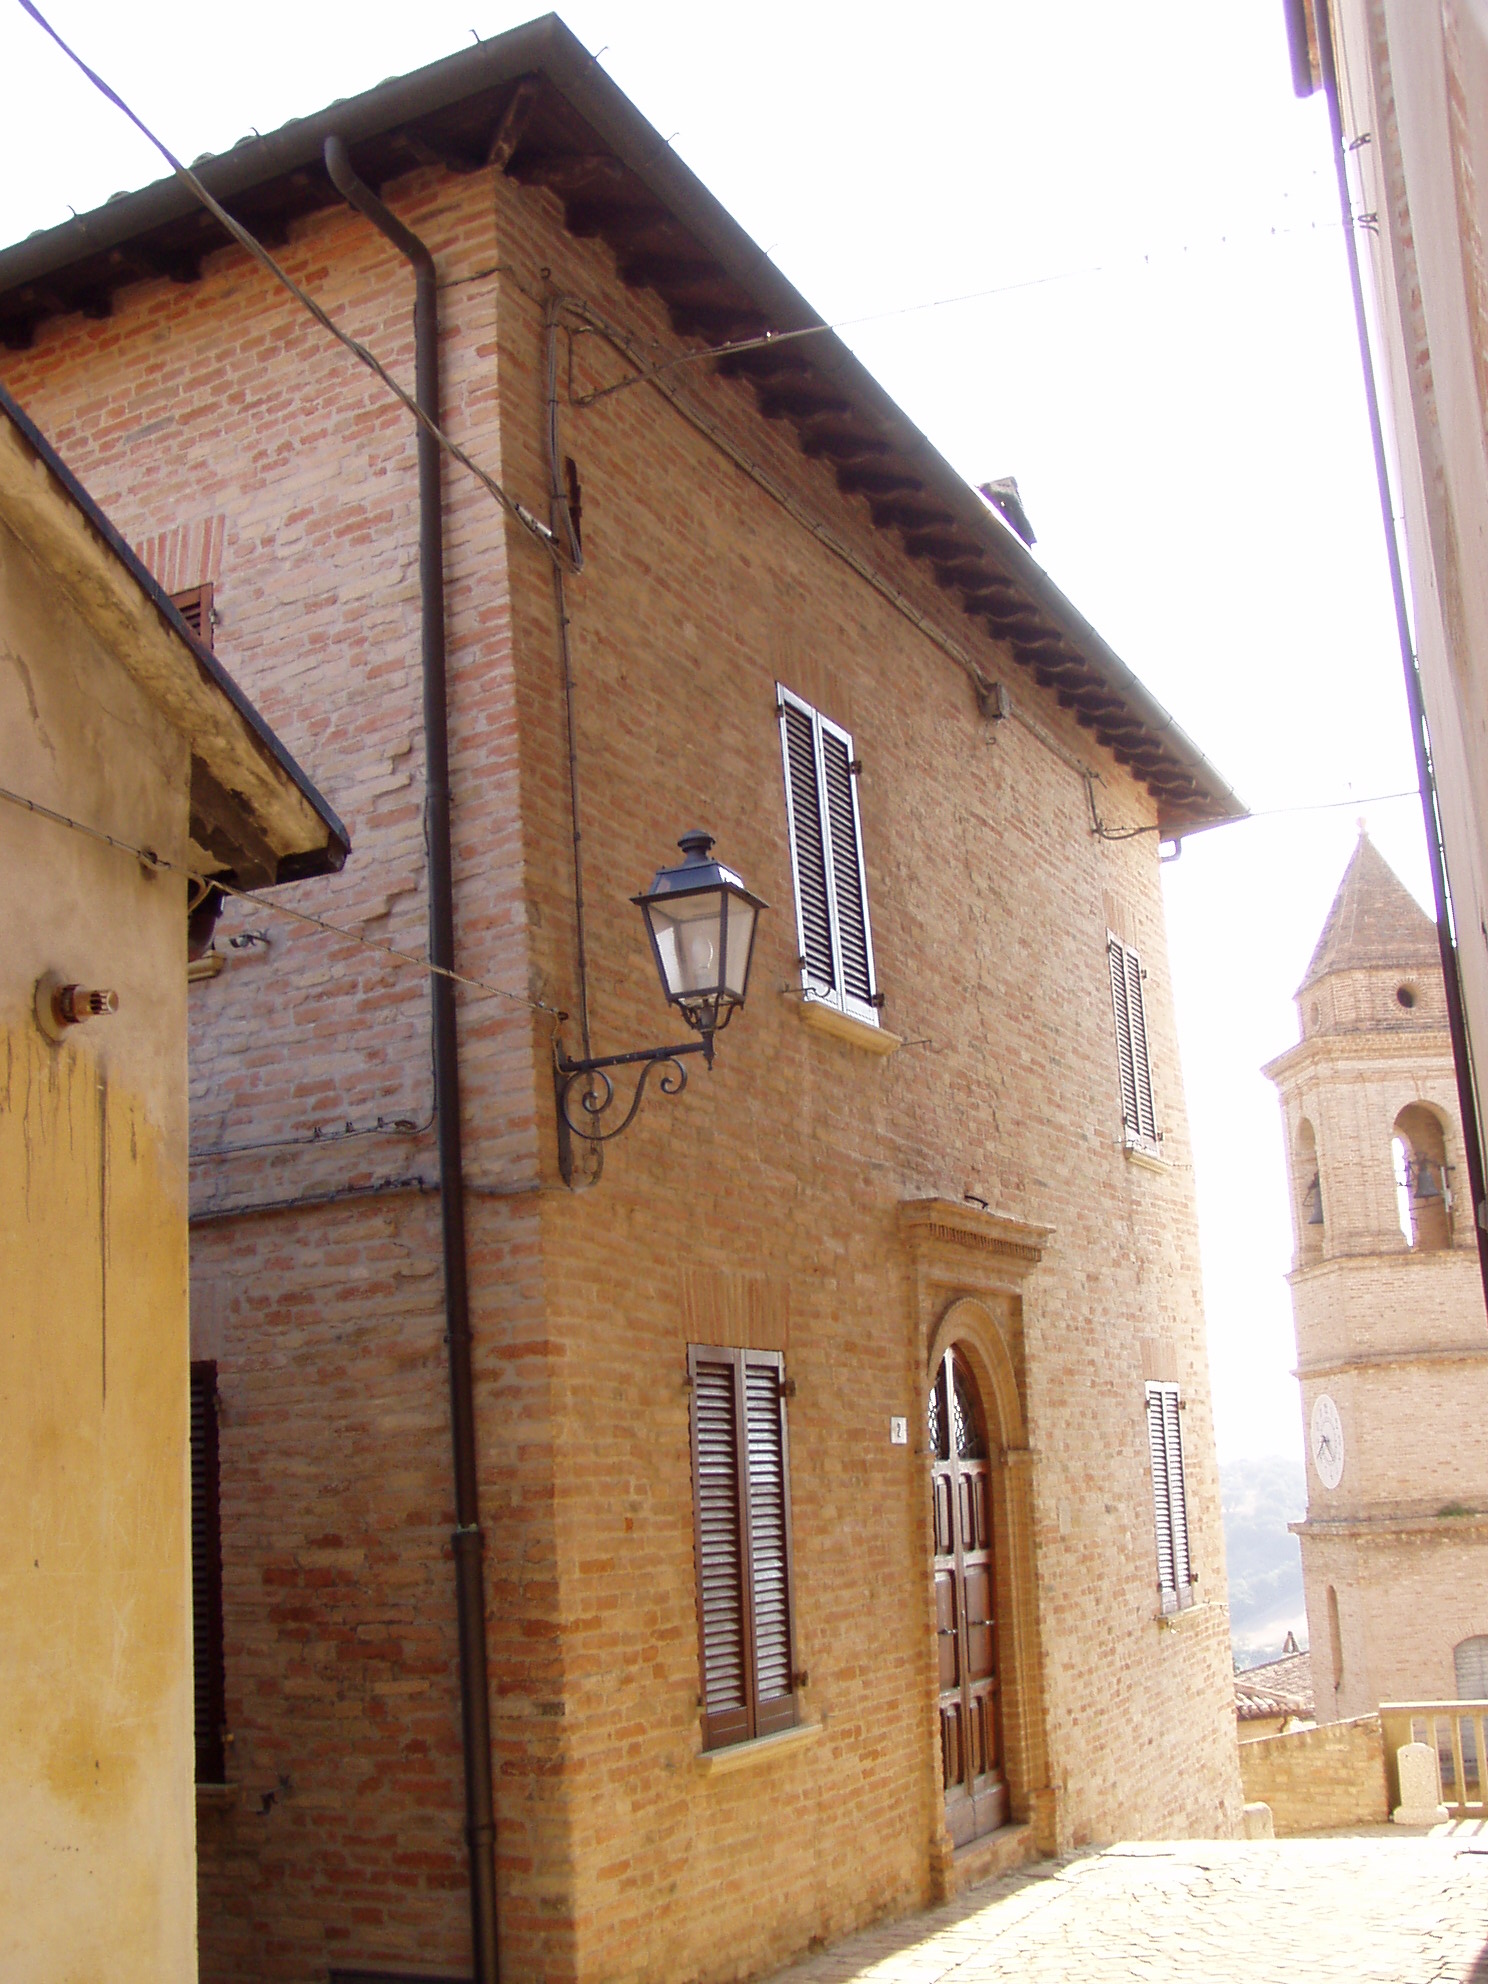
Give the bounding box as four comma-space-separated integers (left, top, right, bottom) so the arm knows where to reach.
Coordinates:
928, 1345, 1007, 1844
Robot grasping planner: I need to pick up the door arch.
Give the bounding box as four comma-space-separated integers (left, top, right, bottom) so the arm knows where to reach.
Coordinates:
928, 1345, 1008, 1844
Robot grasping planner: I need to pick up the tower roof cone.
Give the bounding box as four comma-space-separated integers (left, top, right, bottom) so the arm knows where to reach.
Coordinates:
1299, 829, 1439, 994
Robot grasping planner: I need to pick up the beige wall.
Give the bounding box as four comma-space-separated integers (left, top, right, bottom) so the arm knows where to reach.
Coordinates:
1237, 1714, 1389, 1833
0, 512, 196, 1982
1330, 0, 1488, 1175
1269, 949, 1488, 1725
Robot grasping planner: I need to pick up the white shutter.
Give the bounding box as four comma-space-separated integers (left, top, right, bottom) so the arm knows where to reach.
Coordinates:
1109, 935, 1157, 1147
778, 687, 879, 1024
1146, 1382, 1192, 1614
1146, 1386, 1176, 1609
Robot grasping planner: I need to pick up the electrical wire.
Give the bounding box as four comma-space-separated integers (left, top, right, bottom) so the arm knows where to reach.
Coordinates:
0, 779, 564, 1018
13, 0, 564, 566
565, 221, 1348, 408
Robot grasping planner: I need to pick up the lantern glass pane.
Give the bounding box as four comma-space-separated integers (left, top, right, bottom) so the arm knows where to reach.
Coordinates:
647, 890, 726, 1000
722, 893, 756, 999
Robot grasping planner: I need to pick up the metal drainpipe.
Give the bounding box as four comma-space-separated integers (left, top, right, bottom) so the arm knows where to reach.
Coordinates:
323, 135, 500, 1981
1307, 7, 1488, 1317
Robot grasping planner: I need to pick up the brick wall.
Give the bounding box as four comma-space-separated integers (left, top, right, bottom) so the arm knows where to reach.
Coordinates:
2, 133, 1241, 1984
1238, 1716, 1389, 1834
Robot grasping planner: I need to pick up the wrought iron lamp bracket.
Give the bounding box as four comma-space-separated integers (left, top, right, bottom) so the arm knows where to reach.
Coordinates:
554, 1034, 712, 1182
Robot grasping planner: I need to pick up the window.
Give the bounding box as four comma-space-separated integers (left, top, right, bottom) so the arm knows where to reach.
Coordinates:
190, 1361, 227, 1783
170, 583, 215, 649
1108, 935, 1157, 1149
777, 686, 880, 1026
688, 1345, 800, 1750
1145, 1382, 1193, 1615
1455, 1636, 1488, 1699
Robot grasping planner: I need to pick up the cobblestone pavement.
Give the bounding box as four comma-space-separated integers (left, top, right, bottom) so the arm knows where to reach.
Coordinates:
765, 1829, 1488, 1983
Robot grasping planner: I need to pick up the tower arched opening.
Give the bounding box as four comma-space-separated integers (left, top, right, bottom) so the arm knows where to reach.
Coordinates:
1295, 1118, 1324, 1265
1392, 1103, 1452, 1252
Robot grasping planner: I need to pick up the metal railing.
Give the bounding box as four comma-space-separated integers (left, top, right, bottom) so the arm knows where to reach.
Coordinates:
1380, 1702, 1488, 1818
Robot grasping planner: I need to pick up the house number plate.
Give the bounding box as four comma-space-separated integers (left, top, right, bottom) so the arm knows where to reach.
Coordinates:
889, 1416, 908, 1445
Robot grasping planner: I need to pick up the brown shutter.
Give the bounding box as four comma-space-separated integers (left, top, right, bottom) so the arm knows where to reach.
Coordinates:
743, 1352, 798, 1736
779, 699, 836, 993
689, 1346, 800, 1750
689, 1348, 752, 1748
818, 725, 874, 1009
170, 583, 215, 650
190, 1361, 227, 1782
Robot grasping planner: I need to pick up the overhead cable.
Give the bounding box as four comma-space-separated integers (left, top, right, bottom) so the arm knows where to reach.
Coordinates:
0, 779, 563, 1018
13, 0, 563, 563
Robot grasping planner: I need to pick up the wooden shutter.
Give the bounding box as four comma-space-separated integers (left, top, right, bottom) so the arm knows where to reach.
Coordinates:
170, 583, 214, 650
1109, 935, 1156, 1145
190, 1361, 227, 1782
689, 1350, 751, 1749
1162, 1386, 1192, 1595
818, 722, 875, 1010
688, 1346, 800, 1750
778, 687, 879, 1023
1146, 1382, 1192, 1616
779, 697, 836, 995
744, 1355, 797, 1736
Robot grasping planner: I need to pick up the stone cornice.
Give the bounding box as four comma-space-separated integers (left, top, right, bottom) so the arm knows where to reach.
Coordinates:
898, 1198, 1052, 1289
1288, 1245, 1479, 1285
1296, 1343, 1488, 1381
1263, 1027, 1453, 1087
1294, 1513, 1488, 1542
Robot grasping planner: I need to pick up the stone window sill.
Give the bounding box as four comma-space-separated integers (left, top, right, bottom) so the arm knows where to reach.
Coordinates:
694, 1720, 822, 1775
1124, 1139, 1169, 1174
195, 1781, 238, 1803
1157, 1595, 1216, 1631
795, 997, 902, 1056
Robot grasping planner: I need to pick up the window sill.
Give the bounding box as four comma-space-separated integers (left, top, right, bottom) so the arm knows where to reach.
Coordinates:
1157, 1594, 1215, 1631
795, 997, 901, 1056
195, 1781, 238, 1803
1124, 1139, 1169, 1174
694, 1720, 822, 1775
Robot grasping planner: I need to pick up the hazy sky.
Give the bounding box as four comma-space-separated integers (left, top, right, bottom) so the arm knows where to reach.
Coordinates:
0, 2, 1431, 1463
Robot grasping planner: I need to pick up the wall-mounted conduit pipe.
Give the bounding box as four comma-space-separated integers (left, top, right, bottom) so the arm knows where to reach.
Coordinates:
324, 134, 500, 1983
1305, 5, 1488, 1319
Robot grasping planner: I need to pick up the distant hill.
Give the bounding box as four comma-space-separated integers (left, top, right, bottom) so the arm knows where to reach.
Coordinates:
1220, 1454, 1308, 1667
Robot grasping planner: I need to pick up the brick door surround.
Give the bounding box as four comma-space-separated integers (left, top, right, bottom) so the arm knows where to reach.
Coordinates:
899, 1201, 1059, 1888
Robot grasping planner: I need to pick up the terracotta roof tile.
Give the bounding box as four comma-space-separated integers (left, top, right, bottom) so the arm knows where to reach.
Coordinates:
1235, 1648, 1314, 1721
1299, 832, 1438, 993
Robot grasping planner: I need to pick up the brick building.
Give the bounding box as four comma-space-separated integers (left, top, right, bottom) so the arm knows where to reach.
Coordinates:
1, 19, 1245, 1981
1265, 832, 1488, 1724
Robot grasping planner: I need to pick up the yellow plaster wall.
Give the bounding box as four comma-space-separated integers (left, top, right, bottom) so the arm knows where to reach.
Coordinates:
0, 511, 197, 1982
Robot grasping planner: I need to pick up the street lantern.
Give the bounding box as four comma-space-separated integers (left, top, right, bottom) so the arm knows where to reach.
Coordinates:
554, 831, 766, 1184
634, 831, 764, 1050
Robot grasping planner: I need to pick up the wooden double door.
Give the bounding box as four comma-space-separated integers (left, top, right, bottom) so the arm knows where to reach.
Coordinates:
929, 1346, 1007, 1845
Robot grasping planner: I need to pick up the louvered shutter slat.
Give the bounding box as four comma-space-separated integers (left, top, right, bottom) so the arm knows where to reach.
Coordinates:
1147, 1387, 1176, 1604
190, 1363, 226, 1782
1163, 1389, 1192, 1592
1124, 949, 1157, 1143
1109, 939, 1139, 1135
744, 1359, 793, 1707
781, 702, 835, 990
693, 1359, 748, 1723
819, 727, 874, 1006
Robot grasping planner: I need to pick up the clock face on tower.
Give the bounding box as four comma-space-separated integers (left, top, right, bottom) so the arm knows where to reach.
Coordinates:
1310, 1392, 1345, 1490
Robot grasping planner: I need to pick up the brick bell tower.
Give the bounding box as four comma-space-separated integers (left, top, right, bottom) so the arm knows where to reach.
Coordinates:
1264, 829, 1488, 1721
